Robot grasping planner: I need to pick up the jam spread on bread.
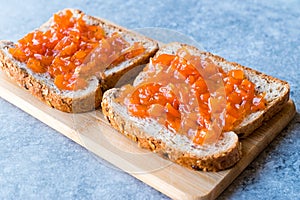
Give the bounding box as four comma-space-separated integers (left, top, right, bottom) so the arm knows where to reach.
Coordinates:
8, 9, 145, 91
119, 47, 266, 145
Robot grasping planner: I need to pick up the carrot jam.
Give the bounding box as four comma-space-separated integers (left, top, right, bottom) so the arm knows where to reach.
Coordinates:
118, 48, 266, 145
8, 9, 145, 91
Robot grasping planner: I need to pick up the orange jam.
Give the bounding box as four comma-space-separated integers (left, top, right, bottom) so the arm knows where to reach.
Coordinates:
8, 9, 145, 91
119, 48, 266, 145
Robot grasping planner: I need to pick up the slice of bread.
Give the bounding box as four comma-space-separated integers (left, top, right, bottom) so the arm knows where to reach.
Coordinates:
102, 88, 241, 171
101, 42, 290, 171
0, 9, 158, 112
133, 43, 290, 137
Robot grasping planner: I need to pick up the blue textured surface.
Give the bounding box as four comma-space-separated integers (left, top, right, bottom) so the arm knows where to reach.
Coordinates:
0, 0, 299, 199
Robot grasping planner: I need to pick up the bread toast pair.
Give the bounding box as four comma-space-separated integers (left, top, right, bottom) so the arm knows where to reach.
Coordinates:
0, 9, 290, 171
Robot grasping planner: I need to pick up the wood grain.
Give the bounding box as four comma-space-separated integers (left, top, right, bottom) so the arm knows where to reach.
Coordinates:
0, 70, 295, 200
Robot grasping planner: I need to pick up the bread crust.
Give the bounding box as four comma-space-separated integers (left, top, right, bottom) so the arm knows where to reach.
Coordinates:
0, 9, 158, 113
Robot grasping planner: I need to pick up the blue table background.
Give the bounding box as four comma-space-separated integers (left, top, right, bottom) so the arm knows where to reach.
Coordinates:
0, 0, 299, 199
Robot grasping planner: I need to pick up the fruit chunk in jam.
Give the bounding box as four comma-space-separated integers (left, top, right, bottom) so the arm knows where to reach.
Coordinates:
8, 9, 145, 91
119, 48, 266, 145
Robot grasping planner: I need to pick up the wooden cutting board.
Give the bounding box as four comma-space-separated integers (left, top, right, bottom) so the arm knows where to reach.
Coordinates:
0, 70, 295, 200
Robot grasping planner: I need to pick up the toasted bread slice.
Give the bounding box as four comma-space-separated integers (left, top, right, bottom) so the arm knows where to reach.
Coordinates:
102, 88, 241, 171
101, 42, 290, 171
0, 9, 158, 112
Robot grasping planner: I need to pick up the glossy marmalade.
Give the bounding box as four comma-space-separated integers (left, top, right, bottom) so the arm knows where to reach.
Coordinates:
119, 48, 266, 145
9, 9, 145, 91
